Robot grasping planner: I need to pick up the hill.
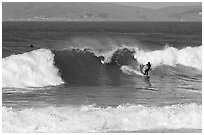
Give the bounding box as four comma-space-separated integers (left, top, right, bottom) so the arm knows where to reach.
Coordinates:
2, 2, 202, 21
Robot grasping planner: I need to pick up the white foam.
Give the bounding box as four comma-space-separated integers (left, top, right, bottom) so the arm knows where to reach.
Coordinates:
134, 46, 202, 70
2, 49, 64, 88
2, 103, 201, 132
120, 65, 144, 76
93, 45, 202, 70
94, 47, 120, 64
95, 45, 135, 64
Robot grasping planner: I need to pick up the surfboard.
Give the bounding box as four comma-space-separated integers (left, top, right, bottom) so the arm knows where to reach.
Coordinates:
139, 65, 150, 77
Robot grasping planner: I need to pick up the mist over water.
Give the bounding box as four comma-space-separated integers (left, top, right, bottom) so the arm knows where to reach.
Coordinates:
2, 21, 202, 133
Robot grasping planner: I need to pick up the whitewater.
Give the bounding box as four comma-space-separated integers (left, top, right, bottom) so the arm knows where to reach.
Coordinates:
2, 21, 202, 133
3, 103, 201, 132
2, 49, 64, 88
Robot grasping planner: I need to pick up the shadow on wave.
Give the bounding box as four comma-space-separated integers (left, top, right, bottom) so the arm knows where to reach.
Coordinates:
53, 48, 136, 86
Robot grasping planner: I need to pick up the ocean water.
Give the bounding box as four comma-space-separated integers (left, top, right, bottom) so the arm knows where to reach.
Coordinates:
2, 21, 202, 133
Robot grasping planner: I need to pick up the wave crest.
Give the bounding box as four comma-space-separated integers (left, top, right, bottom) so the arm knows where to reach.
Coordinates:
2, 45, 201, 88
134, 46, 202, 70
2, 49, 64, 88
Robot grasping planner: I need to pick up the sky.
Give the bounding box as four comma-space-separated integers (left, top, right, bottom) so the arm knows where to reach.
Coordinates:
117, 2, 201, 9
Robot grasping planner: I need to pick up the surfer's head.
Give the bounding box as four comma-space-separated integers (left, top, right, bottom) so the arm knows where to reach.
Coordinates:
147, 62, 151, 67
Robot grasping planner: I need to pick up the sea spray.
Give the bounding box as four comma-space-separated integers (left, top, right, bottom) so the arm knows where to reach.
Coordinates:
133, 46, 202, 70
2, 49, 64, 88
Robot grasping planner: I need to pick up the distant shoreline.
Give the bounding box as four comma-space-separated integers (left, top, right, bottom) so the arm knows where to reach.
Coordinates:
3, 3, 201, 23
2, 20, 202, 22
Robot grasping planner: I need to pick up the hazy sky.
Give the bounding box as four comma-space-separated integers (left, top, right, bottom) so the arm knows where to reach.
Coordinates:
117, 2, 201, 9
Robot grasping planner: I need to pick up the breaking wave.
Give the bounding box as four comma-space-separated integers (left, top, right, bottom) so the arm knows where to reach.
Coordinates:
2, 49, 64, 88
2, 45, 202, 88
134, 46, 202, 70
2, 103, 201, 132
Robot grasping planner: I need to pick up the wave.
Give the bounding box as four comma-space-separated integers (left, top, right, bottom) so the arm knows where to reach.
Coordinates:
2, 103, 201, 132
53, 47, 134, 86
2, 46, 201, 88
134, 46, 202, 70
2, 49, 64, 88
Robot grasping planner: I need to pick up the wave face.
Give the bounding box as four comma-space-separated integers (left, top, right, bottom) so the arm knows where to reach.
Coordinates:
2, 103, 201, 132
2, 49, 64, 88
53, 47, 135, 86
2, 46, 202, 88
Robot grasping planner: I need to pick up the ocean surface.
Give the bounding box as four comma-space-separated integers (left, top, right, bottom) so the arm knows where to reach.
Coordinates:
2, 21, 202, 133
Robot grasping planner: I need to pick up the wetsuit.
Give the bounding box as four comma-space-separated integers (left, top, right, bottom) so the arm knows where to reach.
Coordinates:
143, 64, 151, 75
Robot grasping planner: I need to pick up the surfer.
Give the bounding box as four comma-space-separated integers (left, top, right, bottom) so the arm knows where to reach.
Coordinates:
30, 44, 40, 49
30, 44, 34, 48
142, 62, 151, 76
